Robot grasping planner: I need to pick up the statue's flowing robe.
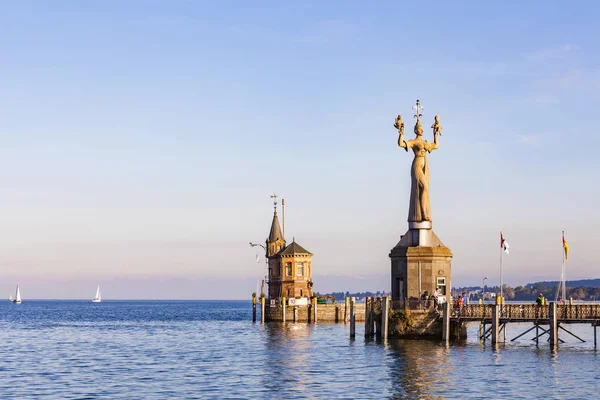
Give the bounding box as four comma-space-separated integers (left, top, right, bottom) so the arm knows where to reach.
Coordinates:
408, 150, 431, 222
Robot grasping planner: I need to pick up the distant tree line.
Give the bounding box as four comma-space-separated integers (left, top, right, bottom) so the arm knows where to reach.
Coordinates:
315, 291, 390, 301
318, 279, 600, 302
526, 278, 600, 288
453, 284, 600, 301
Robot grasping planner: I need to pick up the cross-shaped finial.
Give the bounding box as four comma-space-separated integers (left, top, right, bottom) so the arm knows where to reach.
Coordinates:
412, 99, 424, 121
270, 193, 278, 210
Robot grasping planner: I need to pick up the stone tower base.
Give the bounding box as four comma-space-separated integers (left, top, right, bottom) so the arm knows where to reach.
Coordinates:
390, 227, 453, 305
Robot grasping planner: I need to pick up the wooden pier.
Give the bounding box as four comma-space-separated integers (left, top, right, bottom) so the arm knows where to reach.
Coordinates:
444, 303, 600, 346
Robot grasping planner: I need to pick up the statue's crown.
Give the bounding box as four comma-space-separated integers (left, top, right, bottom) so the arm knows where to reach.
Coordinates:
414, 119, 424, 135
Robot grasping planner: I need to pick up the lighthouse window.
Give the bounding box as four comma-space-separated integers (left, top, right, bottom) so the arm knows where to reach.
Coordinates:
285, 263, 292, 276
297, 263, 304, 276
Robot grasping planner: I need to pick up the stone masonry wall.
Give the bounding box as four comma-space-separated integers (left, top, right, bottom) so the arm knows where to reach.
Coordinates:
264, 303, 366, 323
389, 309, 442, 338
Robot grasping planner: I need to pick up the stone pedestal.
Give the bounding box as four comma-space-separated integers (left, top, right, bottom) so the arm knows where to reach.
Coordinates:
390, 224, 453, 305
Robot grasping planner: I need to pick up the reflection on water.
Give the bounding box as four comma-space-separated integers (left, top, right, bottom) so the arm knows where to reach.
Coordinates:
387, 340, 453, 399
0, 301, 598, 399
262, 324, 314, 395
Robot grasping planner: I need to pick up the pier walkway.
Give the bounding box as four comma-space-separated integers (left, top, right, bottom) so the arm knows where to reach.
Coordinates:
445, 303, 600, 346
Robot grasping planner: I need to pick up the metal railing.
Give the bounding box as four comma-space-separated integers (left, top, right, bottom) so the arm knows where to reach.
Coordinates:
392, 299, 442, 312
452, 304, 493, 319
557, 304, 600, 320
448, 303, 600, 320
455, 304, 550, 319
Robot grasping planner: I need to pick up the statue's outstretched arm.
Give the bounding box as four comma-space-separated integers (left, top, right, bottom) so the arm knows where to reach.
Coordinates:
428, 116, 441, 152
398, 133, 409, 152
428, 133, 439, 152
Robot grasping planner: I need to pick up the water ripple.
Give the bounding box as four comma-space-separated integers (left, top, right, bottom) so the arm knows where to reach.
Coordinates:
0, 301, 598, 399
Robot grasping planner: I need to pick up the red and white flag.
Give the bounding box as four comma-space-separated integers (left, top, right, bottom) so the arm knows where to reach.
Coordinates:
500, 232, 510, 255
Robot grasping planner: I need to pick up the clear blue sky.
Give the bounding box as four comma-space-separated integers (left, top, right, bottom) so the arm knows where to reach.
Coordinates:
1, 1, 599, 299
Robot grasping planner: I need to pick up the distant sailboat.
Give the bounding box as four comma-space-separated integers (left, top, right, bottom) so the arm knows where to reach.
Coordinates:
9, 293, 13, 302
13, 284, 22, 304
92, 285, 102, 303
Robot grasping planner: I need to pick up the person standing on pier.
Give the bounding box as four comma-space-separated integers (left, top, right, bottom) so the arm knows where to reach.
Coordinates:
455, 295, 463, 311
536, 293, 544, 306
536, 293, 546, 318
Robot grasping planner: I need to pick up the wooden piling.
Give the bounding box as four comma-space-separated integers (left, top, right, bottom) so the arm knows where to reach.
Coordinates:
382, 296, 389, 340
350, 297, 356, 339
344, 297, 349, 324
442, 301, 450, 342
370, 297, 375, 337
282, 296, 286, 323
252, 294, 257, 322
293, 306, 298, 322
364, 297, 371, 337
594, 324, 597, 348
313, 296, 318, 324
549, 302, 558, 346
478, 298, 482, 340
375, 298, 382, 340
491, 304, 500, 344
484, 323, 487, 342
261, 296, 265, 323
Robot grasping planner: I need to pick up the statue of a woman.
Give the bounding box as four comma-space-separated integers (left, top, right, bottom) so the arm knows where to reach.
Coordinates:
394, 114, 441, 222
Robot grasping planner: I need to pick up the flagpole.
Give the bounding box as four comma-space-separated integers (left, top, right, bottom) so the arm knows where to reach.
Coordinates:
500, 232, 503, 300
561, 257, 565, 301
555, 271, 561, 302
562, 231, 566, 302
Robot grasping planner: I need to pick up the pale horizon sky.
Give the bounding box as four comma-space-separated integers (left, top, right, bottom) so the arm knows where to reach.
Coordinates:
1, 1, 599, 299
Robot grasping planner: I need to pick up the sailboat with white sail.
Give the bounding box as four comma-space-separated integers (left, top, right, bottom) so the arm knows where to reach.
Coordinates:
13, 284, 22, 304
8, 293, 13, 302
92, 285, 101, 303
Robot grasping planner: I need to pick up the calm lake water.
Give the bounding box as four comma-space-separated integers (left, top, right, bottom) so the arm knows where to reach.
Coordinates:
1, 300, 598, 399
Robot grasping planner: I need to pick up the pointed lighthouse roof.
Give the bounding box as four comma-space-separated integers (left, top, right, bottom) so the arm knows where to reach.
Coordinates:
279, 238, 312, 256
268, 211, 285, 243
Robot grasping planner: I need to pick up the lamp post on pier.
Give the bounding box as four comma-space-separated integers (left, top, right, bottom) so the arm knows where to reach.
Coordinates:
250, 242, 268, 297
482, 276, 488, 302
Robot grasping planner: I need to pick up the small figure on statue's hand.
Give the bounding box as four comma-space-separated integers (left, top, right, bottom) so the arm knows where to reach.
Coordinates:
431, 115, 443, 136
394, 114, 404, 132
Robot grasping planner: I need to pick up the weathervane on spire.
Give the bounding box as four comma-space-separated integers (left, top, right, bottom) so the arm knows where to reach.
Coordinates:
270, 193, 278, 212
412, 99, 424, 121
